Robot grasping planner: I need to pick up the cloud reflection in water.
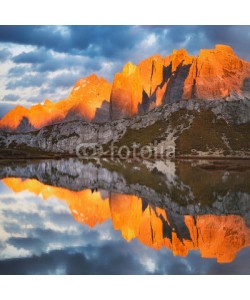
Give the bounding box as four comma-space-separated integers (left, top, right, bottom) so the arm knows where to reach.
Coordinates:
0, 181, 249, 274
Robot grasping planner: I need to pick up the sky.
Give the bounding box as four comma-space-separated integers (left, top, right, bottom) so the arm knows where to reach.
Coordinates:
0, 25, 250, 118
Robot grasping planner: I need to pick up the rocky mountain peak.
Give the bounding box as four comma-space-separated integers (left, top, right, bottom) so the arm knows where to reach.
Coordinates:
1, 45, 250, 131
122, 62, 138, 76
43, 99, 52, 106
171, 48, 189, 71
215, 44, 235, 54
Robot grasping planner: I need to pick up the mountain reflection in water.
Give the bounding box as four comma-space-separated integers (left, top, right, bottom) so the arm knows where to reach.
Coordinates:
0, 158, 250, 274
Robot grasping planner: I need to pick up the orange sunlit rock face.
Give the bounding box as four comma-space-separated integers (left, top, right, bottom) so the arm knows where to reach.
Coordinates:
67, 74, 112, 121
0, 74, 112, 131
2, 177, 250, 263
110, 62, 143, 119
138, 54, 164, 96
185, 215, 250, 263
1, 44, 250, 129
182, 44, 250, 100
109, 45, 250, 119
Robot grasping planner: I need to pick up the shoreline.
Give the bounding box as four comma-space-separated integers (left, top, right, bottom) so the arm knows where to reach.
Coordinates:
1, 155, 250, 161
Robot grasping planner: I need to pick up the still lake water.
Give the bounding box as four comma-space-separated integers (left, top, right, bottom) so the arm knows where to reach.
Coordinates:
0, 158, 250, 275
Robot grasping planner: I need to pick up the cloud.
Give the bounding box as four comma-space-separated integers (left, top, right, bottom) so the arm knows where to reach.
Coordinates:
13, 47, 51, 64
8, 66, 30, 77
1, 26, 250, 61
128, 26, 250, 62
1, 25, 250, 108
0, 26, 69, 53
6, 74, 46, 89
0, 244, 148, 275
8, 237, 44, 252
2, 93, 19, 101
0, 26, 143, 59
1, 183, 250, 275
1, 238, 250, 275
12, 47, 104, 74
0, 48, 11, 62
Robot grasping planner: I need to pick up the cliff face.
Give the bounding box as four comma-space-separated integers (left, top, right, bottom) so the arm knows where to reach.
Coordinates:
110, 62, 143, 119
182, 45, 250, 101
110, 45, 250, 119
67, 74, 112, 121
1, 44, 250, 131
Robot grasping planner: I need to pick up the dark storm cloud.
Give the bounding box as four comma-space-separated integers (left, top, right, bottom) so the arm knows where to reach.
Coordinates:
0, 26, 69, 52
1, 188, 250, 275
0, 26, 142, 59
11, 47, 103, 76
0, 244, 148, 275
8, 66, 30, 77
0, 48, 11, 62
1, 26, 250, 61
1, 25, 250, 108
3, 208, 76, 236
3, 210, 43, 226
3, 93, 19, 101
33, 55, 77, 72
1, 199, 104, 257
8, 237, 44, 252
1, 239, 250, 275
0, 240, 151, 275
13, 47, 51, 64
6, 74, 46, 89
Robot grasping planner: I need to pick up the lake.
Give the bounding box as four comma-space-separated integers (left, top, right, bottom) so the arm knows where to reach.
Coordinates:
0, 158, 249, 274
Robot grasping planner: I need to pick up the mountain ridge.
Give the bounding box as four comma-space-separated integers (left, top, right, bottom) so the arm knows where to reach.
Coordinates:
1, 44, 250, 132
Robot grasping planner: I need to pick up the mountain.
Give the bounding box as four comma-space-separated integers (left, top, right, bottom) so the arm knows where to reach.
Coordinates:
111, 45, 250, 119
1, 158, 250, 263
1, 44, 250, 158
0, 74, 112, 132
1, 44, 250, 132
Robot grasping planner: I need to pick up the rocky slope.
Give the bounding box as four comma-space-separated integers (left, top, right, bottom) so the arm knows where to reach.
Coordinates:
1, 158, 250, 263
1, 44, 250, 132
1, 99, 250, 158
